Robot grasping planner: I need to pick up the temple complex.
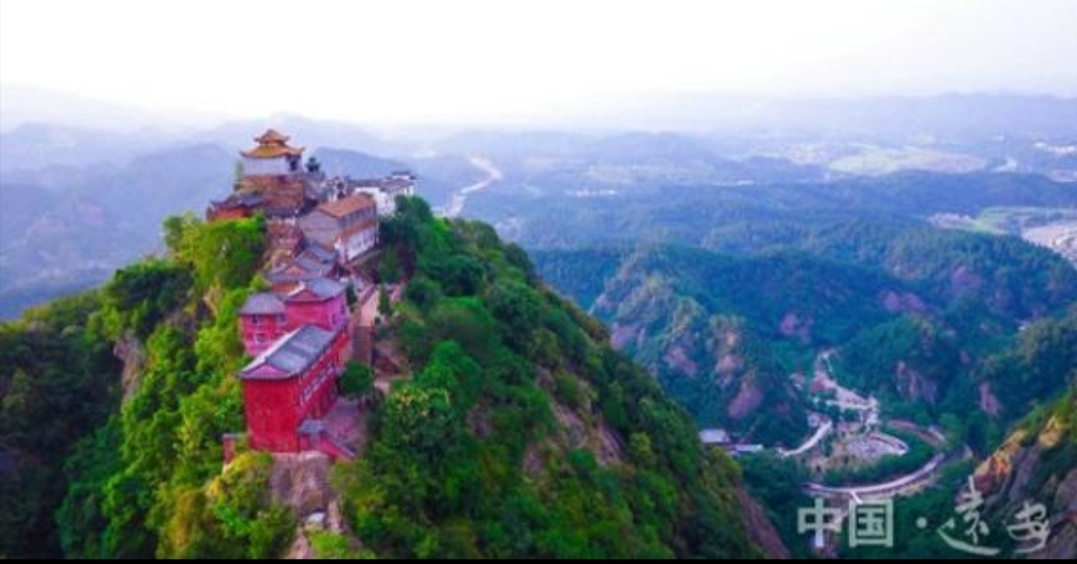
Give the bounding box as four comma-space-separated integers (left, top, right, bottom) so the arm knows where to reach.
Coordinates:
213, 129, 416, 461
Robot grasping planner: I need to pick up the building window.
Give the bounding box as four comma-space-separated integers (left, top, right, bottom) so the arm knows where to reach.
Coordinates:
251, 316, 262, 326
254, 334, 264, 344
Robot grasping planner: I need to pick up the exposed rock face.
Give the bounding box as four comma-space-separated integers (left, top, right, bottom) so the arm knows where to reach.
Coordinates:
727, 382, 764, 421
974, 403, 1077, 560
778, 312, 813, 344
949, 265, 984, 297
270, 452, 336, 518
979, 381, 1003, 418
882, 290, 928, 315
609, 322, 641, 351
894, 360, 939, 405
114, 332, 145, 400
271, 452, 353, 560
663, 345, 699, 377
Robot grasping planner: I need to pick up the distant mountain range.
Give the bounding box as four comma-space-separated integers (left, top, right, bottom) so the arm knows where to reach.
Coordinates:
3, 89, 1076, 320
0, 120, 485, 319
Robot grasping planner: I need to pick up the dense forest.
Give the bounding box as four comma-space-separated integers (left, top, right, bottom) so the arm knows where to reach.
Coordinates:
0, 199, 768, 558
534, 234, 1077, 448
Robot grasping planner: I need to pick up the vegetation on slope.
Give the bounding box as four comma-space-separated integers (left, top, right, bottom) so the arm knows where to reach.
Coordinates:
329, 198, 761, 558
51, 213, 292, 559
0, 293, 121, 559
2, 199, 767, 559
534, 234, 1077, 449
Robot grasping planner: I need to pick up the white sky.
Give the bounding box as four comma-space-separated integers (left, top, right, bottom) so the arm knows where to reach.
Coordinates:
2, 0, 1076, 125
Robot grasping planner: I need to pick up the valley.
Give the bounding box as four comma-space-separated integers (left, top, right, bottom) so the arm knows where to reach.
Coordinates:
3, 103, 1077, 559
437, 156, 502, 218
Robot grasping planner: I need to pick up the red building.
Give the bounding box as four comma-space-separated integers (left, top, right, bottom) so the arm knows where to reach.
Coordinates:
238, 325, 349, 453
281, 278, 349, 333
239, 293, 288, 357
236, 277, 353, 454
239, 278, 347, 357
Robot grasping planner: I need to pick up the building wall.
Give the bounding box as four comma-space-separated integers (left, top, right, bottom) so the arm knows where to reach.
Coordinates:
354, 188, 395, 215
243, 175, 306, 213
243, 378, 302, 452
294, 328, 348, 423
242, 156, 292, 176
241, 328, 346, 454
284, 295, 348, 333
240, 313, 288, 357
338, 224, 378, 262
298, 210, 340, 248
206, 205, 254, 222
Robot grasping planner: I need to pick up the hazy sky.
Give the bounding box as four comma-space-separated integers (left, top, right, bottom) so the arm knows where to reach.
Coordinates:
2, 0, 1076, 125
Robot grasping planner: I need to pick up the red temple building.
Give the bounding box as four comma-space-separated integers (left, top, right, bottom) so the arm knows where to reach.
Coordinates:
207, 129, 315, 221
239, 278, 348, 357
238, 325, 349, 453
236, 277, 352, 455
216, 129, 409, 462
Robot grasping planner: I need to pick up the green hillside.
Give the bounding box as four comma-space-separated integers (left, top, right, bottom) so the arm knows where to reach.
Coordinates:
0, 199, 767, 559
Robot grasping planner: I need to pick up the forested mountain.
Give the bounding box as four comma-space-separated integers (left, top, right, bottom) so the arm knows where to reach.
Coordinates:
0, 199, 774, 559
534, 238, 1077, 448
470, 171, 1077, 252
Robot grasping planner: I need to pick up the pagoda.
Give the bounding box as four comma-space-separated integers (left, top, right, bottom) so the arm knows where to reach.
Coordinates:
240, 129, 305, 176
229, 129, 311, 216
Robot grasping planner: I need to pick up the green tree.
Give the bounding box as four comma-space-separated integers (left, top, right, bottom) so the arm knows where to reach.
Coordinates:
340, 362, 374, 399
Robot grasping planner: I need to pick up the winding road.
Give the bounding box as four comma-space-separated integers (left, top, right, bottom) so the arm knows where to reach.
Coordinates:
439, 157, 503, 219
781, 420, 833, 458
805, 453, 947, 501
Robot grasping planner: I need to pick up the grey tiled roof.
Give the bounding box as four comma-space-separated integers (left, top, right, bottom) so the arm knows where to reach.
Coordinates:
298, 418, 326, 435
287, 277, 345, 301
301, 244, 336, 264
239, 293, 285, 315
211, 191, 265, 208
266, 255, 334, 285
239, 325, 336, 380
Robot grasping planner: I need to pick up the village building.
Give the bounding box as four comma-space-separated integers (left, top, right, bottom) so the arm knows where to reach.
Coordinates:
239, 278, 348, 357
347, 171, 417, 216
299, 194, 379, 264
238, 293, 287, 357
266, 246, 338, 293
236, 277, 351, 454
206, 129, 321, 221
238, 325, 350, 453
216, 129, 415, 461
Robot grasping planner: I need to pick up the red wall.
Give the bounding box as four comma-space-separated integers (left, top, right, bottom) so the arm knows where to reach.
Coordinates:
240, 313, 288, 357
243, 378, 301, 452
284, 294, 347, 333
207, 206, 253, 223
241, 327, 349, 453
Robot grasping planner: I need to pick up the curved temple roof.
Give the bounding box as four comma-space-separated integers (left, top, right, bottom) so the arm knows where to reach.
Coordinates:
242, 128, 305, 159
